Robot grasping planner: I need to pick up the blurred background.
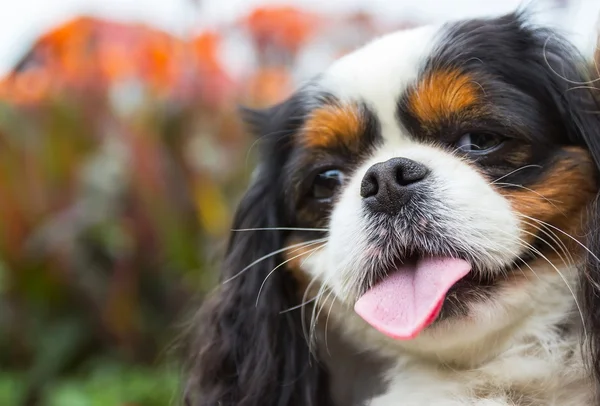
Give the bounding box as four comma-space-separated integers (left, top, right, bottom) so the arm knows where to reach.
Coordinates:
0, 0, 599, 405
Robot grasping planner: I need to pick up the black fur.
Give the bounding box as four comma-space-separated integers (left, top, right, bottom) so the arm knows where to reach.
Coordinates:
184, 94, 332, 406
185, 12, 600, 405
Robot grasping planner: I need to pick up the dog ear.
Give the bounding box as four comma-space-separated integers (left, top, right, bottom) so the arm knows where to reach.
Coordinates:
577, 27, 600, 401
184, 95, 331, 406
533, 20, 600, 399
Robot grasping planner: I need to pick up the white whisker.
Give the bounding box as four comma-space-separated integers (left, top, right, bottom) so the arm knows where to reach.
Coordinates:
306, 281, 331, 358
280, 296, 318, 314
495, 185, 562, 210
255, 243, 326, 306
310, 285, 333, 350
520, 214, 600, 266
324, 291, 338, 357
522, 238, 585, 336
301, 274, 325, 354
518, 218, 576, 269
490, 165, 543, 184
223, 238, 327, 284
479, 219, 586, 335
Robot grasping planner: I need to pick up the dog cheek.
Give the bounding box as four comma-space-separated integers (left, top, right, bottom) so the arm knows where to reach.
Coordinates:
283, 238, 324, 299
496, 147, 596, 249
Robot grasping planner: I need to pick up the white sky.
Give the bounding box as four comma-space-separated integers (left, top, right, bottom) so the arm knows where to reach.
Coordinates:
0, 0, 599, 75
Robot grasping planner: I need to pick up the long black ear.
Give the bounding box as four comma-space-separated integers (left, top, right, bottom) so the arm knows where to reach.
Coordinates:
531, 18, 600, 399
570, 35, 600, 400
184, 95, 331, 406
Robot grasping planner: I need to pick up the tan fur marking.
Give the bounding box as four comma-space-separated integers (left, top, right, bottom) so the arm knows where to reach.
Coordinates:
284, 239, 324, 298
496, 147, 596, 252
504, 145, 533, 167
408, 69, 480, 124
301, 103, 363, 149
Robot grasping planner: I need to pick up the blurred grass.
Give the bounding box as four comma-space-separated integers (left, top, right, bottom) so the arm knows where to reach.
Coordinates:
0, 7, 407, 406
43, 362, 181, 406
1, 361, 180, 406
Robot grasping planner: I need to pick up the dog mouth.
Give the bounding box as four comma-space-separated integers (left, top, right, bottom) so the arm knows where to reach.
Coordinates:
354, 256, 472, 340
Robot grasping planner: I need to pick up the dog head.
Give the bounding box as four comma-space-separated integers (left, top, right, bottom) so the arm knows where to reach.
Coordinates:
186, 12, 600, 406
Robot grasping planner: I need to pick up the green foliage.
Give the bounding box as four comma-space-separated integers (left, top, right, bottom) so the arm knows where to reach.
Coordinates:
0, 68, 242, 406
0, 372, 26, 406
43, 362, 181, 406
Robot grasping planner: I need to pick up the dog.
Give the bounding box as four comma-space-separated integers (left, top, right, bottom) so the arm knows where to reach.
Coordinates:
185, 11, 600, 406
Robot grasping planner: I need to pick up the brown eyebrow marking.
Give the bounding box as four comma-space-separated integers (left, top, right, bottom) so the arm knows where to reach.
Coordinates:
407, 69, 481, 125
300, 102, 364, 149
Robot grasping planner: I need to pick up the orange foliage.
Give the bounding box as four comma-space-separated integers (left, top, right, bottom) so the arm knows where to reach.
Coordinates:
244, 67, 293, 107
191, 31, 236, 106
0, 7, 390, 108
243, 6, 321, 53
0, 17, 235, 105
0, 68, 51, 105
192, 32, 223, 75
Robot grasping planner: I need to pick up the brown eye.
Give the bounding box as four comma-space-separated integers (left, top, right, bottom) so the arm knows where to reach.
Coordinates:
457, 133, 505, 154
311, 169, 345, 201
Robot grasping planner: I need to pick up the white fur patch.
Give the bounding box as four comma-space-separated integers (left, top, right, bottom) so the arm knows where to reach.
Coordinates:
320, 25, 438, 139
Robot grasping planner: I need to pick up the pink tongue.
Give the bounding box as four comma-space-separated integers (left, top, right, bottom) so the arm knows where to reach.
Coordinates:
354, 257, 471, 340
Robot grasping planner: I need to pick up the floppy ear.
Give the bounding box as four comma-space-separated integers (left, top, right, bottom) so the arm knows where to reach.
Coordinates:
534, 24, 600, 397
184, 96, 331, 406
577, 33, 600, 399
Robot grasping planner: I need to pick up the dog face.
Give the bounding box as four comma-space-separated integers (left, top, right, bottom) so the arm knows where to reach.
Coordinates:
186, 13, 600, 406
281, 17, 597, 355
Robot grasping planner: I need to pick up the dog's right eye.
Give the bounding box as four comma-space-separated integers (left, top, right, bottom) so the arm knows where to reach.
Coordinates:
456, 132, 505, 155
311, 169, 345, 201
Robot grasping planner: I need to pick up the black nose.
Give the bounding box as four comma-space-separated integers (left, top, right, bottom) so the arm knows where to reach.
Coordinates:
360, 157, 429, 214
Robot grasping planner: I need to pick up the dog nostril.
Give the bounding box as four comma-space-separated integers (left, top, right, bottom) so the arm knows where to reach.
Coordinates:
395, 161, 429, 186
395, 168, 410, 186
360, 173, 379, 198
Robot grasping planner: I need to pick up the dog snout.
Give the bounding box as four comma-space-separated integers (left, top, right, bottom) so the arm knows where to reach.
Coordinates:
360, 157, 429, 214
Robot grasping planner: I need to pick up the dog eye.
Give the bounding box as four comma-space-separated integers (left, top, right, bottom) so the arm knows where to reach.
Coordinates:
311, 169, 345, 200
456, 133, 505, 154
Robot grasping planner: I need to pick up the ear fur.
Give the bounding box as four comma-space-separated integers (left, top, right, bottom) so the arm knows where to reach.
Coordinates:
530, 14, 600, 400
184, 95, 331, 406
575, 26, 600, 401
